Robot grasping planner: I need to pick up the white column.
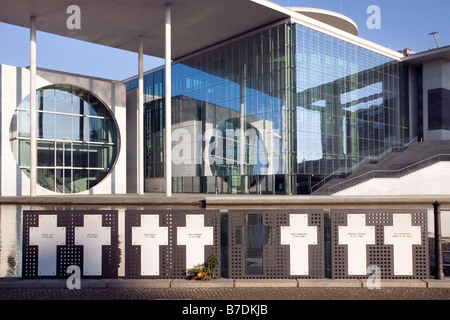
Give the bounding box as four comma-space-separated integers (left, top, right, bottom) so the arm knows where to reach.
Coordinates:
165, 4, 172, 197
138, 35, 144, 194
30, 16, 37, 197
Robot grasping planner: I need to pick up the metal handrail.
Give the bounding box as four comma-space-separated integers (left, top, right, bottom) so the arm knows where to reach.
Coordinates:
328, 153, 450, 194
310, 138, 418, 193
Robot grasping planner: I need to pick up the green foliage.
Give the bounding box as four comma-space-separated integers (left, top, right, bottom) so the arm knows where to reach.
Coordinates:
186, 255, 220, 281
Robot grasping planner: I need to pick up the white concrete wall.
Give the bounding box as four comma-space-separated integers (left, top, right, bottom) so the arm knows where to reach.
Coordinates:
334, 162, 450, 196
0, 65, 127, 196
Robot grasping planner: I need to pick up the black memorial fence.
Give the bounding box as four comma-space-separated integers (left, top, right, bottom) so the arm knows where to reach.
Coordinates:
21, 208, 430, 280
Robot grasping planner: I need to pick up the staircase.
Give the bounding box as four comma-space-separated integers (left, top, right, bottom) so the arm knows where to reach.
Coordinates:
313, 140, 450, 195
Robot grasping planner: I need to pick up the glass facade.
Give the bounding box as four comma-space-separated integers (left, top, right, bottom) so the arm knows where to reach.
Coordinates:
9, 84, 119, 193
128, 22, 408, 194
292, 25, 409, 193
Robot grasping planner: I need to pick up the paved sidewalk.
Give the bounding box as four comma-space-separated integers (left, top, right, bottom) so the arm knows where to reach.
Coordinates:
0, 278, 448, 301
2, 277, 450, 289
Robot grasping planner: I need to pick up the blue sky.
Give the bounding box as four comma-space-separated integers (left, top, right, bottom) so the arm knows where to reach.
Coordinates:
0, 0, 449, 81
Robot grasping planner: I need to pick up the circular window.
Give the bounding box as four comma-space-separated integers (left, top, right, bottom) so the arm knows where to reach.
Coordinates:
9, 84, 119, 193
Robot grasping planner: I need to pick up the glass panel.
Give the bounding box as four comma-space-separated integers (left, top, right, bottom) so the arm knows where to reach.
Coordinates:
37, 141, 54, 167
37, 112, 55, 139
18, 140, 31, 167
72, 91, 82, 115
55, 169, 64, 193
55, 169, 72, 193
72, 169, 88, 193
87, 117, 104, 142
64, 142, 72, 167
72, 116, 83, 141
56, 142, 63, 167
37, 168, 55, 191
72, 143, 88, 167
88, 144, 116, 168
40, 87, 55, 111
18, 110, 30, 138
55, 114, 73, 140
55, 88, 73, 113
104, 119, 117, 143
65, 169, 72, 193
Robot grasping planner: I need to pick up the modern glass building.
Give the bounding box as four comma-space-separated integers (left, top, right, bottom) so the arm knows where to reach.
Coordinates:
2, 1, 448, 197
126, 19, 409, 195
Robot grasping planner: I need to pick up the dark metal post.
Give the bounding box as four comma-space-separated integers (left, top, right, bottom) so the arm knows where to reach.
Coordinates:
433, 201, 445, 279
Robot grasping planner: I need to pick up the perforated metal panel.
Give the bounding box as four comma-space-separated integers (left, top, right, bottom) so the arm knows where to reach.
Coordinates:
228, 209, 324, 279
125, 210, 220, 279
331, 209, 429, 279
22, 210, 118, 279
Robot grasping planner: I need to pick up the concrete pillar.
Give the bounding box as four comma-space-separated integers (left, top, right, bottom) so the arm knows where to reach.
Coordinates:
165, 4, 172, 197
138, 35, 144, 194
30, 16, 37, 197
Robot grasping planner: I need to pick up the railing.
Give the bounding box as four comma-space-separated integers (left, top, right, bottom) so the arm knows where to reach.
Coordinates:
310, 137, 418, 194
328, 153, 450, 194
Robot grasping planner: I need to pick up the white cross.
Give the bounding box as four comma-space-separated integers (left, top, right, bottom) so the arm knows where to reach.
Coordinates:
75, 215, 111, 276
280, 214, 317, 275
132, 215, 168, 276
177, 215, 214, 269
384, 214, 422, 275
338, 214, 375, 275
29, 215, 66, 276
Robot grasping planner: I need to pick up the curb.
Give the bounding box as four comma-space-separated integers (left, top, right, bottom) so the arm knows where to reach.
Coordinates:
1, 278, 449, 289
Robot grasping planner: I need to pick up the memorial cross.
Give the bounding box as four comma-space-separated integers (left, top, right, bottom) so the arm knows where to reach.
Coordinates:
75, 215, 111, 276
177, 215, 214, 269
338, 214, 375, 275
29, 215, 66, 276
132, 215, 168, 275
281, 214, 317, 275
384, 214, 421, 275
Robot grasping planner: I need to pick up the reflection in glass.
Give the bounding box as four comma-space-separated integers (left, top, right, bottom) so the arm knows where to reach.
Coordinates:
18, 140, 30, 167
37, 141, 54, 167
55, 114, 73, 140
37, 112, 55, 139
18, 110, 30, 138
73, 143, 88, 167
37, 169, 55, 191
55, 88, 73, 114
9, 84, 119, 193
136, 22, 406, 195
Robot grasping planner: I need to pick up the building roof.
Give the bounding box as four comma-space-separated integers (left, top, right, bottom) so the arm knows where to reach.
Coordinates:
287, 7, 358, 36
402, 45, 450, 65
0, 0, 290, 60
0, 0, 404, 61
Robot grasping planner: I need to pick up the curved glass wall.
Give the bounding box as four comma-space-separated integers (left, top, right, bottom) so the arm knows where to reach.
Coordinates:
9, 84, 119, 193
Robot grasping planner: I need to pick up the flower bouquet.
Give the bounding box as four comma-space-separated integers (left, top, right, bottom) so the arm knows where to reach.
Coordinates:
186, 254, 219, 281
